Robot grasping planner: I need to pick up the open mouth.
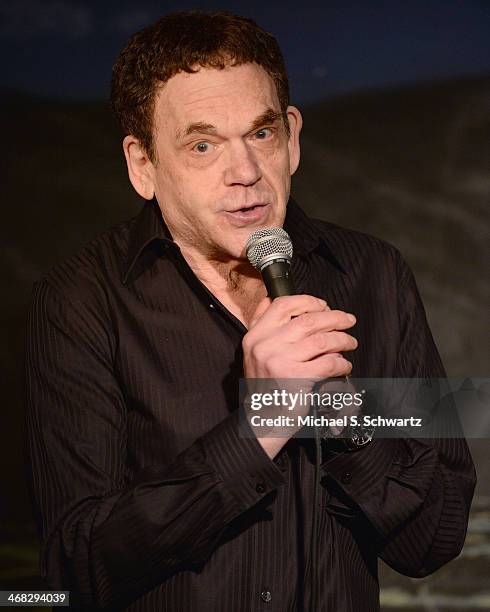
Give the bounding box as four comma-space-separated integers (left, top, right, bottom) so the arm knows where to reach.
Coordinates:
231, 203, 266, 213
224, 203, 269, 224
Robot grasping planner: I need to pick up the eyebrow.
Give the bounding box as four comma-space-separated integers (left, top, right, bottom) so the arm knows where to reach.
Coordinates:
177, 122, 217, 140
176, 108, 283, 141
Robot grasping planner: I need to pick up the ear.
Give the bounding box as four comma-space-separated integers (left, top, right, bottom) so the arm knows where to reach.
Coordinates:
286, 105, 303, 176
122, 135, 156, 200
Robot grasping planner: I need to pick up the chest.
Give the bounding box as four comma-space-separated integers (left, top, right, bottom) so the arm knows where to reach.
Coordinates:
112, 262, 245, 465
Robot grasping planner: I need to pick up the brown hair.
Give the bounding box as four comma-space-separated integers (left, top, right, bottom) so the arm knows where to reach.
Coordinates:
111, 10, 290, 164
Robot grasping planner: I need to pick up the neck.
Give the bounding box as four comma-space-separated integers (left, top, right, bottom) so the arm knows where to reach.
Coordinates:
179, 246, 267, 327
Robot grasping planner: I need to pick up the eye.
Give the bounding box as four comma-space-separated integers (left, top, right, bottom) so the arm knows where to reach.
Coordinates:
193, 141, 211, 154
254, 128, 272, 139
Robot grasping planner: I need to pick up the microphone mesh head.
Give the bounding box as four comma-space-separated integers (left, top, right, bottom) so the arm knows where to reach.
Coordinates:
246, 227, 293, 270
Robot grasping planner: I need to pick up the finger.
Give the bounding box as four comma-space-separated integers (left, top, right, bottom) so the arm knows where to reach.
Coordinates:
297, 354, 353, 379
281, 310, 356, 342
253, 294, 328, 329
288, 331, 358, 362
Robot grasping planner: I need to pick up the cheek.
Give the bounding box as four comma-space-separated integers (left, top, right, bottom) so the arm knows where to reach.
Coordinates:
262, 148, 292, 188
155, 163, 194, 205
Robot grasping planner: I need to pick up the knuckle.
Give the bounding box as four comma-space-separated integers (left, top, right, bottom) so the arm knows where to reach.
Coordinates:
242, 333, 254, 352
332, 310, 345, 324
273, 295, 289, 307
297, 313, 315, 328
328, 330, 340, 348
298, 294, 322, 305
273, 295, 293, 312
251, 341, 267, 362
297, 294, 325, 311
311, 295, 326, 309
338, 331, 354, 350
313, 332, 329, 350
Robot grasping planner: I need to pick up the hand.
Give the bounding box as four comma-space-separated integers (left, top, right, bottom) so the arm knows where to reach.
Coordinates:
242, 295, 358, 458
243, 294, 357, 380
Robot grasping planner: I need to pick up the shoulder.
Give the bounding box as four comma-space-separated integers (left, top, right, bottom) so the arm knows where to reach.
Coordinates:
310, 217, 408, 278
30, 213, 137, 312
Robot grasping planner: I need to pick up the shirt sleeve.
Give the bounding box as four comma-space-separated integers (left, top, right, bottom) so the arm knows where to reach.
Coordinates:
321, 251, 476, 577
25, 279, 286, 610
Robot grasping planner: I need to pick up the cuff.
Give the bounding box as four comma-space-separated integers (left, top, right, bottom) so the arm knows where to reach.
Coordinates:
322, 438, 438, 538
322, 438, 399, 498
201, 410, 287, 512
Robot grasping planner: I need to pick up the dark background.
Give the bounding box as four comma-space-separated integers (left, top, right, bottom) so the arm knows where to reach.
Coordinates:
1, 1, 489, 609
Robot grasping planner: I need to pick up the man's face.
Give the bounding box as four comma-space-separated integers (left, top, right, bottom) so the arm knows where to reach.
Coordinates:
144, 62, 302, 262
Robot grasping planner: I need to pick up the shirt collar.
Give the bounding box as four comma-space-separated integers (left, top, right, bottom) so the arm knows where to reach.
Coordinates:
123, 198, 172, 284
122, 196, 345, 285
284, 198, 345, 273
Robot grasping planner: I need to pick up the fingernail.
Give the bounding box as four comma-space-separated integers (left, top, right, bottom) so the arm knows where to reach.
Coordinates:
348, 314, 356, 323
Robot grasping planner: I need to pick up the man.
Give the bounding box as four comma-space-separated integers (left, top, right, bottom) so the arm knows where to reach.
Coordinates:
26, 11, 475, 611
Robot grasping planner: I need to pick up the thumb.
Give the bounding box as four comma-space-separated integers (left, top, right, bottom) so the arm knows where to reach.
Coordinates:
250, 295, 272, 328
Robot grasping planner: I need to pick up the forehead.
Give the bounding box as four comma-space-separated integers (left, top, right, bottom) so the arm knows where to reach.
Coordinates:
154, 63, 281, 135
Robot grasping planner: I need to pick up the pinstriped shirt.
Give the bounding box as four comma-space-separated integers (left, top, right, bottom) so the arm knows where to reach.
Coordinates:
25, 198, 475, 611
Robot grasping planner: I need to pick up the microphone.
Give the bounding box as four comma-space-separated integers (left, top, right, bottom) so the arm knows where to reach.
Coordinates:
246, 227, 295, 298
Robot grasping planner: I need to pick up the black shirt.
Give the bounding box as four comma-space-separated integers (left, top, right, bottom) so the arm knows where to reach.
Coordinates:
25, 199, 476, 611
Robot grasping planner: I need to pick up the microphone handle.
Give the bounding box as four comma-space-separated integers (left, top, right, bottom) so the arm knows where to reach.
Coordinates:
261, 260, 295, 298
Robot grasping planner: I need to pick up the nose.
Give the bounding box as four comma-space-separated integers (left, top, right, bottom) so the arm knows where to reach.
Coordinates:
223, 139, 262, 186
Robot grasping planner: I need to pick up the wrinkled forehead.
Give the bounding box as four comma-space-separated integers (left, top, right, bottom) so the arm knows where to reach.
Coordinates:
153, 63, 281, 139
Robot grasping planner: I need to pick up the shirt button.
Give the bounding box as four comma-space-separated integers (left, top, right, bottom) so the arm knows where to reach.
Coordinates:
209, 303, 215, 309
276, 454, 287, 470
256, 482, 266, 494
260, 590, 272, 602
341, 471, 352, 484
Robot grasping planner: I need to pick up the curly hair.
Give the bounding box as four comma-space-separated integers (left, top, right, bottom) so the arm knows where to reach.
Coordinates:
111, 11, 290, 164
